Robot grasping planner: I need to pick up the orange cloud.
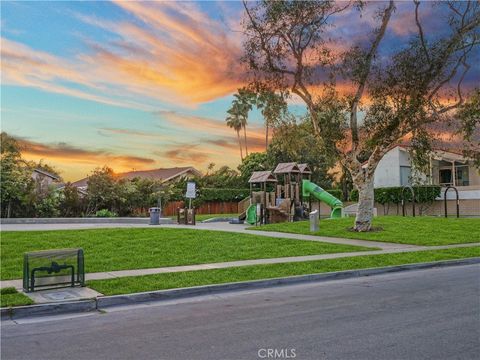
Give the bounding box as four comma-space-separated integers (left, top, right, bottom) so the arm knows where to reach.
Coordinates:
17, 137, 156, 180
2, 1, 246, 109
1, 38, 152, 110
76, 1, 246, 106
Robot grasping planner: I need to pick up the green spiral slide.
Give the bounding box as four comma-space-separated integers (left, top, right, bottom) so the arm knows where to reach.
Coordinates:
302, 179, 343, 219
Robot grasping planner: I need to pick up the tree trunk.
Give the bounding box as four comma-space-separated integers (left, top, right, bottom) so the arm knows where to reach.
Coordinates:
243, 126, 249, 156
265, 122, 269, 151
237, 131, 243, 160
354, 176, 375, 232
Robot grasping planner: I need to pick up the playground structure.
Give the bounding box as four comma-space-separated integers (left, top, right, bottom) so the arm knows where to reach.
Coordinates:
240, 162, 344, 225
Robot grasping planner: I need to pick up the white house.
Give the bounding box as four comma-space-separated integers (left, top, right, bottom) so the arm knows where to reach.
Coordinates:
371, 145, 480, 216
373, 145, 480, 188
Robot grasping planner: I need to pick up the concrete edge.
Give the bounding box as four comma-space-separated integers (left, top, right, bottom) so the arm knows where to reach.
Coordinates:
0, 217, 174, 225
1, 299, 97, 320
2, 257, 479, 319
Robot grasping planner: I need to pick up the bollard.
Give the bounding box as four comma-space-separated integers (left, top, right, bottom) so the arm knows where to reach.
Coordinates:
309, 210, 319, 232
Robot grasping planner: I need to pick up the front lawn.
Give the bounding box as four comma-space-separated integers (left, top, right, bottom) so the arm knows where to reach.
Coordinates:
0, 228, 374, 280
88, 246, 480, 295
249, 216, 480, 246
0, 287, 34, 308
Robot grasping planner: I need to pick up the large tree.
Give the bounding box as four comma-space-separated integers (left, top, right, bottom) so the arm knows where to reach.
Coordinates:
243, 0, 479, 231
0, 132, 33, 217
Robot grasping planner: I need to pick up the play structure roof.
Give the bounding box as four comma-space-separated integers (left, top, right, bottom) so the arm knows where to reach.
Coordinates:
248, 171, 278, 183
273, 162, 300, 174
297, 163, 312, 174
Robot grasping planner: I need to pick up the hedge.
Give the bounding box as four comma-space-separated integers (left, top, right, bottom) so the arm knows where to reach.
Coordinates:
172, 188, 343, 204
349, 185, 441, 204
326, 189, 343, 199
171, 188, 250, 204
198, 188, 250, 202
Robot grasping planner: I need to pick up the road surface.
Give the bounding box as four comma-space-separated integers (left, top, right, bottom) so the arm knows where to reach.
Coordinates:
2, 265, 479, 360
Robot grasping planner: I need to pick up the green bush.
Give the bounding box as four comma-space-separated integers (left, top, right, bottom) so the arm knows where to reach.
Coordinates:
349, 186, 441, 204
0, 287, 17, 295
95, 209, 118, 217
326, 189, 342, 199
198, 188, 250, 202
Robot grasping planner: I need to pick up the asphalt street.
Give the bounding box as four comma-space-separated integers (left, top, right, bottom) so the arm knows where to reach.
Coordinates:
2, 264, 479, 360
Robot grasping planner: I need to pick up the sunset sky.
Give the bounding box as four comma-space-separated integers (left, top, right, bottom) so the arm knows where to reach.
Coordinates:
1, 1, 478, 181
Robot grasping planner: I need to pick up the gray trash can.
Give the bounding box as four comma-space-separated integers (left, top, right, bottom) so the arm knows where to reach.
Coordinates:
309, 210, 319, 232
149, 207, 161, 225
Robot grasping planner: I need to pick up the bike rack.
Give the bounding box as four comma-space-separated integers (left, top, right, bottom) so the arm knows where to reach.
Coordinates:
444, 186, 459, 218
401, 186, 416, 217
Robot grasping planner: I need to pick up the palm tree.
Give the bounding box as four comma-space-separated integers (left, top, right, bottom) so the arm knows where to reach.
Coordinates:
256, 90, 287, 151
234, 89, 254, 157
226, 111, 244, 160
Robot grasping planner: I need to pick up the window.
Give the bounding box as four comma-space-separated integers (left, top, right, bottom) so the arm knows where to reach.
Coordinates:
439, 169, 452, 185
400, 166, 411, 186
455, 166, 470, 186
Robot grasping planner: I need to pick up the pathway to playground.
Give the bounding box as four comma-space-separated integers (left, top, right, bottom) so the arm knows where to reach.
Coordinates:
2, 221, 415, 250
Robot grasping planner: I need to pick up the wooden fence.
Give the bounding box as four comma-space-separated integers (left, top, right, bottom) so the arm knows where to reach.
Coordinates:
162, 201, 240, 216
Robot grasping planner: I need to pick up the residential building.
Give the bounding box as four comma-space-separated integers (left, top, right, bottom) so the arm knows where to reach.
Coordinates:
70, 166, 202, 193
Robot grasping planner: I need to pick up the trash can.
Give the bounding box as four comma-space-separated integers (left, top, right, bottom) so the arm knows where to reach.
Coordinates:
309, 210, 319, 232
149, 207, 161, 225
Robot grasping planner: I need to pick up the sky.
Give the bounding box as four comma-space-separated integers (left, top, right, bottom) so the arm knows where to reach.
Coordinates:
1, 1, 478, 181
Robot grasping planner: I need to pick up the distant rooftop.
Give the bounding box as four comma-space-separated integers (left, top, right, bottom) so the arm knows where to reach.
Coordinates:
33, 168, 60, 181
71, 166, 201, 188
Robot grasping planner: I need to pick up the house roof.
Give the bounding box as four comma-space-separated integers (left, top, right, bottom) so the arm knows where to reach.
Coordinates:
248, 171, 278, 183
297, 163, 312, 174
273, 162, 300, 174
33, 168, 60, 181
71, 166, 201, 189
119, 167, 201, 182
362, 144, 473, 167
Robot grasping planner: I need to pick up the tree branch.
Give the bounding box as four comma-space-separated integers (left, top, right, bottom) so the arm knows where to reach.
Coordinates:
414, 0, 430, 64
349, 1, 395, 152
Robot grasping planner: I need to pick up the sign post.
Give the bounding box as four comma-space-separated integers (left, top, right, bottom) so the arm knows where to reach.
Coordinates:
184, 182, 197, 225
186, 182, 196, 209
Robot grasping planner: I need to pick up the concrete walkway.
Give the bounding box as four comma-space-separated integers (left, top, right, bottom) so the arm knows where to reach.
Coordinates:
1, 221, 417, 250
2, 242, 478, 290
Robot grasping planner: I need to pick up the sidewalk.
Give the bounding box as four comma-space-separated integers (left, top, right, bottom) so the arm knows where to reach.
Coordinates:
1, 221, 418, 250
2, 242, 478, 290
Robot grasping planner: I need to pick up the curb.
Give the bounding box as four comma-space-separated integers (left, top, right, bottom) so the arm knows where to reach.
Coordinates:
2, 258, 479, 320
1, 299, 96, 320
0, 217, 173, 225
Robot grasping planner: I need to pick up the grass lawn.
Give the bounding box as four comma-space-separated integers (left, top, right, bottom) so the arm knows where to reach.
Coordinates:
249, 216, 480, 246
88, 246, 480, 295
0, 228, 374, 280
0, 287, 34, 308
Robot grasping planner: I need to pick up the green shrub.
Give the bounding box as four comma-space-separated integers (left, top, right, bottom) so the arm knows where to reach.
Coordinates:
95, 209, 118, 217
0, 287, 17, 295
326, 189, 342, 199
198, 188, 250, 202
349, 186, 441, 204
